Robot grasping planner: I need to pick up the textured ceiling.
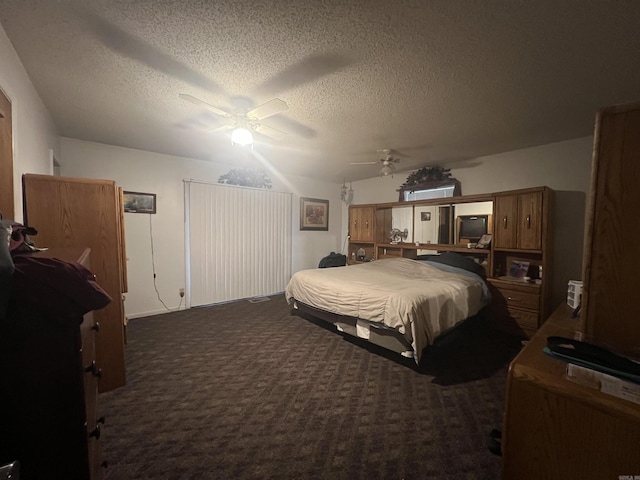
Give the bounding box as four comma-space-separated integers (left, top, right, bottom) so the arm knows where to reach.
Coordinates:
1, 0, 640, 183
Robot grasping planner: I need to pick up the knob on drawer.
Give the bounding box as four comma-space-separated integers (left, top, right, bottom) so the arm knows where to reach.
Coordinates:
84, 361, 103, 378
91, 322, 100, 332
89, 424, 101, 439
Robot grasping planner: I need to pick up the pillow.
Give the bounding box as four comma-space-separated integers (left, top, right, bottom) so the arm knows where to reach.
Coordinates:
416, 252, 486, 278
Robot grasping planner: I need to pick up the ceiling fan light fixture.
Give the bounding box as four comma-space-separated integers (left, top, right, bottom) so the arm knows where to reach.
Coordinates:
231, 127, 253, 146
380, 165, 394, 176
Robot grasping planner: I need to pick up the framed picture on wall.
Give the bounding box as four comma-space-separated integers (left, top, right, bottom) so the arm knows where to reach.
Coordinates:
123, 191, 156, 214
300, 197, 329, 231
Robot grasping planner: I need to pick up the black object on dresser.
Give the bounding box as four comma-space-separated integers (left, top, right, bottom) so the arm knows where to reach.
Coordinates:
0, 247, 111, 480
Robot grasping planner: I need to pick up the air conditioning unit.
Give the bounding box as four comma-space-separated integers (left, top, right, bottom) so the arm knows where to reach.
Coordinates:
567, 280, 583, 309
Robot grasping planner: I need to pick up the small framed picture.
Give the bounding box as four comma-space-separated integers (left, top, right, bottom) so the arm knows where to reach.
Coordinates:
123, 191, 157, 214
475, 233, 492, 249
421, 211, 431, 221
300, 197, 329, 231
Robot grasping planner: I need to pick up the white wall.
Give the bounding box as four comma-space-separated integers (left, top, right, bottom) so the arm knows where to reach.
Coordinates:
346, 137, 594, 309
0, 24, 59, 221
59, 138, 342, 318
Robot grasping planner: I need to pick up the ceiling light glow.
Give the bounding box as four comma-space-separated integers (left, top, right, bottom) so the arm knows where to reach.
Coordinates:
231, 127, 253, 146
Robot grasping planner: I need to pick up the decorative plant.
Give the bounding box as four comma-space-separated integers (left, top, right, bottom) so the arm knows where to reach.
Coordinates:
400, 166, 453, 188
218, 168, 272, 189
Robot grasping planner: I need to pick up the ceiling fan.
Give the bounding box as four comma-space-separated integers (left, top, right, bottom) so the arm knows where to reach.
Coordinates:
350, 149, 402, 176
179, 93, 289, 146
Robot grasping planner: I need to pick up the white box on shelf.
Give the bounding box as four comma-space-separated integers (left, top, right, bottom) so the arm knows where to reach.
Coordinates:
567, 280, 583, 309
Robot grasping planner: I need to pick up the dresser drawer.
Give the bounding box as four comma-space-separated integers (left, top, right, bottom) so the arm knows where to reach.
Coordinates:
491, 304, 540, 336
493, 287, 540, 311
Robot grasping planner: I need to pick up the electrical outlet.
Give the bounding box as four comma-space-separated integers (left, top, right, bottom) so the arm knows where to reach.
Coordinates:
179, 288, 185, 298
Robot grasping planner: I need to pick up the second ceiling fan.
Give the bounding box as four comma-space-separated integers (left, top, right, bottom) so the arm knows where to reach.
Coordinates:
179, 93, 289, 146
351, 149, 402, 176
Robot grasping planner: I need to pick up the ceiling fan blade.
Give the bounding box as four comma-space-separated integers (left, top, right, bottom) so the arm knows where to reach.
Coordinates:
253, 123, 287, 140
179, 93, 232, 118
350, 161, 378, 165
377, 148, 408, 158
247, 98, 288, 121
209, 124, 233, 132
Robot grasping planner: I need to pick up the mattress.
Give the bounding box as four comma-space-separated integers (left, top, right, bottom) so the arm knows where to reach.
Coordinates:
285, 257, 489, 362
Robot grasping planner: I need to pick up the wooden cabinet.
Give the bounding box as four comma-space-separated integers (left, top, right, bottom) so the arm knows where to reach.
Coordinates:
502, 305, 640, 479
0, 248, 105, 480
580, 101, 640, 356
494, 190, 543, 250
347, 205, 376, 264
491, 187, 553, 335
22, 174, 128, 392
346, 187, 553, 336
348, 205, 375, 242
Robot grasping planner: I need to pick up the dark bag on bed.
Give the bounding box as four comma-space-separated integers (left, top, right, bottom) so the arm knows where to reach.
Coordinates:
318, 252, 347, 268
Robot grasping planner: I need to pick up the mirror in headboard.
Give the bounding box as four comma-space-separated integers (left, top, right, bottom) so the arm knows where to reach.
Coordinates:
413, 204, 454, 245
390, 205, 413, 243
412, 200, 493, 246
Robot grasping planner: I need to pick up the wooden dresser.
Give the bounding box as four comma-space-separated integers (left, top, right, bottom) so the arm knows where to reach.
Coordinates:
22, 174, 128, 392
502, 304, 640, 478
0, 248, 106, 480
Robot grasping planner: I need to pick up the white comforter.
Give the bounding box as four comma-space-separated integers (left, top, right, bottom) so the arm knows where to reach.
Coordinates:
285, 257, 488, 362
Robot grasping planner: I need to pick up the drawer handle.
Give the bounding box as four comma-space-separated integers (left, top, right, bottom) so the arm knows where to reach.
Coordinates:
526, 215, 531, 228
85, 361, 103, 378
89, 417, 106, 440
91, 322, 100, 332
90, 424, 101, 439
503, 216, 508, 228
507, 296, 518, 301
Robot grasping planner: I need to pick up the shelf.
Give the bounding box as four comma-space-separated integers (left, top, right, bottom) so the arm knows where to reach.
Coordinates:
493, 247, 543, 255
376, 243, 491, 254
487, 277, 542, 290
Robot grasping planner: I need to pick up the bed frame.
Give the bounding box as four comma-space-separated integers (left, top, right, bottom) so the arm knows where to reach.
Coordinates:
292, 299, 488, 364
292, 300, 415, 359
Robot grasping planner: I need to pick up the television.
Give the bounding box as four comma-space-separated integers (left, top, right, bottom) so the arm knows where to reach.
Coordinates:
457, 215, 489, 243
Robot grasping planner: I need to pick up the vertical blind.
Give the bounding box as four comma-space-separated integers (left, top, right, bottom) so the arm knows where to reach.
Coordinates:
185, 180, 292, 307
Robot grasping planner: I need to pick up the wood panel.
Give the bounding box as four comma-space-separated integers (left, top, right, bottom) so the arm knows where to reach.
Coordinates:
0, 88, 13, 219
517, 191, 542, 250
22, 174, 127, 392
349, 205, 375, 242
494, 195, 517, 249
581, 101, 640, 356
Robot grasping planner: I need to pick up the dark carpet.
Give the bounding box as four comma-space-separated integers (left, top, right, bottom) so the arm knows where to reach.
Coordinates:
100, 295, 522, 480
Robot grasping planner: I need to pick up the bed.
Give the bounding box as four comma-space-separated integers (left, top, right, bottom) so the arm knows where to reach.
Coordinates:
285, 254, 490, 363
